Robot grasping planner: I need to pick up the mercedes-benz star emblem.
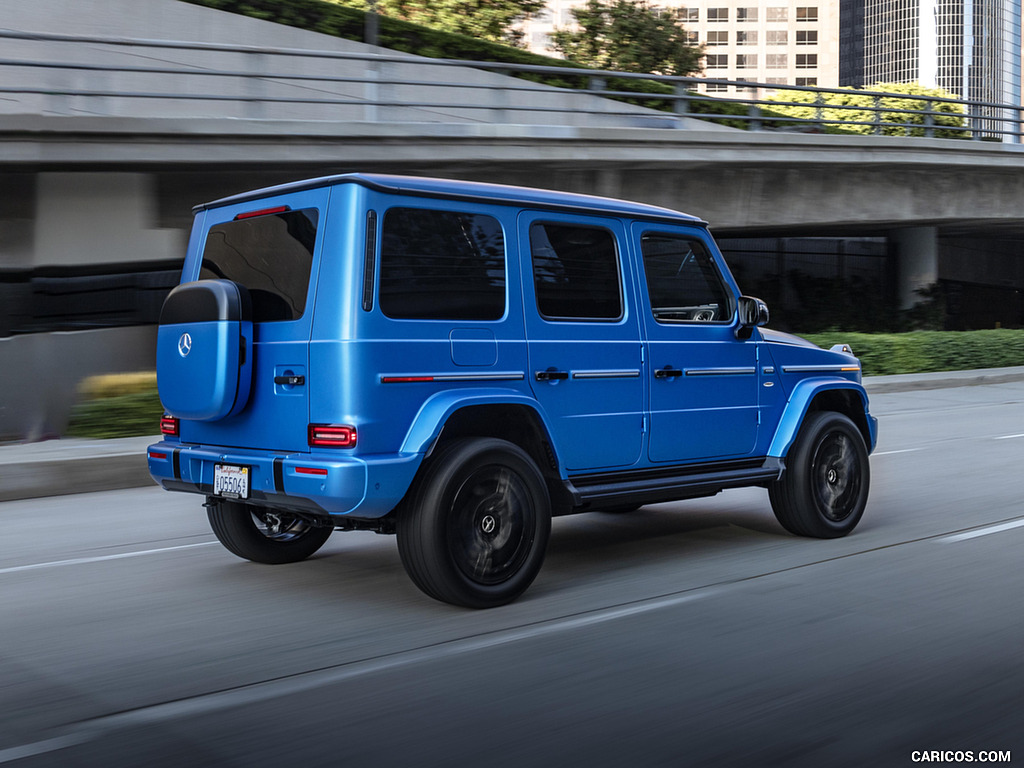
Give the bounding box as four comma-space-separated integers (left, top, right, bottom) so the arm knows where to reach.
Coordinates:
177, 332, 193, 358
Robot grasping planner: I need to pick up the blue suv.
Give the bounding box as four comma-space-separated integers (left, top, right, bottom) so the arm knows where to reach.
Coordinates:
149, 174, 877, 608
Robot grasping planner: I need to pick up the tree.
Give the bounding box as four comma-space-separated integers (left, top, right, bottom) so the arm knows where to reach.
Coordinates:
548, 0, 703, 76
768, 82, 967, 137
327, 0, 546, 47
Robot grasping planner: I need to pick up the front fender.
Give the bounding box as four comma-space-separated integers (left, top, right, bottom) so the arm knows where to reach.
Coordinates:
768, 378, 877, 458
400, 387, 553, 455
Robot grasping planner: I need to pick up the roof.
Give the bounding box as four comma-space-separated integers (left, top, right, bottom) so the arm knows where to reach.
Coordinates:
197, 173, 705, 225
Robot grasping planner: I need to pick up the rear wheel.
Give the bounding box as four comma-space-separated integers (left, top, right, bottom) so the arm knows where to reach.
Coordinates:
207, 499, 333, 564
769, 411, 870, 538
397, 438, 551, 608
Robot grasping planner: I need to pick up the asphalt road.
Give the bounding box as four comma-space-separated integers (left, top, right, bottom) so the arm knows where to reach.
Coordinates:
1, 382, 1023, 767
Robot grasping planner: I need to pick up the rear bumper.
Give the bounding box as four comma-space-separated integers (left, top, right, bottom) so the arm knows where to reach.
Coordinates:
146, 441, 421, 518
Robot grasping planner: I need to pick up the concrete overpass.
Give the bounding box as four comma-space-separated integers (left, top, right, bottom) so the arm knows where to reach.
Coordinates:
2, 0, 1024, 439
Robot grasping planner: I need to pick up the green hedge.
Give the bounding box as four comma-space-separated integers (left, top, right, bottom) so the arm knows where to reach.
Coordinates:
65, 390, 165, 439
183, 0, 564, 65
802, 329, 1024, 376
181, 0, 614, 74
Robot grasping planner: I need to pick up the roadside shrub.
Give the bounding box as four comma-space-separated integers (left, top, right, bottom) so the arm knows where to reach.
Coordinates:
66, 372, 163, 439
768, 82, 968, 137
801, 329, 1024, 376
77, 372, 157, 400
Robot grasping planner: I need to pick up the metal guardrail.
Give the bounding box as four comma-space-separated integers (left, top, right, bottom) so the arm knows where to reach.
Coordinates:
1, 28, 1022, 142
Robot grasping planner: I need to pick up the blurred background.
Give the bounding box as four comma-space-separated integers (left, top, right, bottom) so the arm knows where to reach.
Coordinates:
2, 0, 1023, 442
3, 4, 1024, 766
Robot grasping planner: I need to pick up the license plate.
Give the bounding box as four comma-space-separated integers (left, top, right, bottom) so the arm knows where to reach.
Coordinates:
214, 464, 250, 500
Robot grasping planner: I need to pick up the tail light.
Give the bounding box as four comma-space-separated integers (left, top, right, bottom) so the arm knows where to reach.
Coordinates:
308, 424, 357, 448
160, 416, 180, 436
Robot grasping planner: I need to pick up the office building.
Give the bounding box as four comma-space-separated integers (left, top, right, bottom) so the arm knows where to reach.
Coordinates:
520, 1, 840, 96
841, 0, 1022, 114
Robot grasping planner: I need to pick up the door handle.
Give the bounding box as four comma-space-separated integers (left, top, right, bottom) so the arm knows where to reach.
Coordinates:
654, 367, 683, 379
274, 375, 305, 386
535, 370, 569, 382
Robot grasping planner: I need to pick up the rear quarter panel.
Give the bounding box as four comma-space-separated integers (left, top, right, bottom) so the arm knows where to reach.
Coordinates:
308, 188, 533, 458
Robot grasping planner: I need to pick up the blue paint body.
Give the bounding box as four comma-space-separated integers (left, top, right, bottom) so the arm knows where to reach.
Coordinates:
149, 174, 876, 520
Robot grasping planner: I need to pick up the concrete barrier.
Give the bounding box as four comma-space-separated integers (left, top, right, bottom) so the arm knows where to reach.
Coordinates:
0, 435, 157, 502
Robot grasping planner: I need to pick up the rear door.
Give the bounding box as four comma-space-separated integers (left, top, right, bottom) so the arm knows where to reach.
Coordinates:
180, 187, 330, 452
520, 212, 644, 472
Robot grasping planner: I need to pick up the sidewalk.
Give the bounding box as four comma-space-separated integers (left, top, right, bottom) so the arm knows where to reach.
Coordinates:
3, 366, 1023, 502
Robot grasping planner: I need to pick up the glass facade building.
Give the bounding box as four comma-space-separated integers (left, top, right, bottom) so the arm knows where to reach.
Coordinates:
841, 0, 1022, 132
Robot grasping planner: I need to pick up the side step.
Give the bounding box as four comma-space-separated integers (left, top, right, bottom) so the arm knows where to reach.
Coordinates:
565, 457, 784, 511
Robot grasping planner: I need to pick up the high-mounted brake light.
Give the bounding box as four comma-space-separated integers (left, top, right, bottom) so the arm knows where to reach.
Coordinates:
308, 424, 357, 448
234, 205, 290, 220
160, 416, 180, 436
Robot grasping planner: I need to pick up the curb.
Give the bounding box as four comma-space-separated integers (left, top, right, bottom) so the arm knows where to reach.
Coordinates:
0, 436, 157, 503
863, 365, 1024, 394
2, 367, 1023, 503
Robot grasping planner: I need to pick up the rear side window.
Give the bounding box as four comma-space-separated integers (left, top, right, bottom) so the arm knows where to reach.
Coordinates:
640, 233, 734, 323
200, 208, 318, 322
379, 208, 505, 321
530, 222, 622, 320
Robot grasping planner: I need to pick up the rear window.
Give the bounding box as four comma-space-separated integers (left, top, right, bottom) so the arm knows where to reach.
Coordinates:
379, 208, 506, 321
530, 222, 622, 321
200, 208, 318, 322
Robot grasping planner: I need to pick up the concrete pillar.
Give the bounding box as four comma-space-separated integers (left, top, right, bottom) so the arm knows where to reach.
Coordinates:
892, 226, 939, 309
593, 169, 622, 200
33, 172, 182, 267
3, 173, 183, 440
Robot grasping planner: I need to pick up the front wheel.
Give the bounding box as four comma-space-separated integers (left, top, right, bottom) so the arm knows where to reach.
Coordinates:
207, 500, 333, 564
769, 411, 870, 538
397, 438, 551, 609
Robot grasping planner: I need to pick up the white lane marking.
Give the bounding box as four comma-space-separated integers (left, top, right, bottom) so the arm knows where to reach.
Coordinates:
0, 587, 721, 763
994, 433, 1024, 440
0, 542, 218, 576
941, 519, 1024, 542
0, 734, 93, 763
873, 448, 922, 456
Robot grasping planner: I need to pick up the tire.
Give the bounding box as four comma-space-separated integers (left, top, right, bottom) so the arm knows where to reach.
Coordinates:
207, 499, 333, 564
397, 438, 551, 609
769, 411, 870, 539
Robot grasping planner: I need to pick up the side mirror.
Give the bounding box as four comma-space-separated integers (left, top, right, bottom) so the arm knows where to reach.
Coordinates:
736, 295, 769, 339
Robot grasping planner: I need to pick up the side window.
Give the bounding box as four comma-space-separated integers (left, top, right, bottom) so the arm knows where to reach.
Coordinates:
530, 222, 622, 321
379, 208, 505, 321
640, 233, 735, 323
201, 208, 318, 322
